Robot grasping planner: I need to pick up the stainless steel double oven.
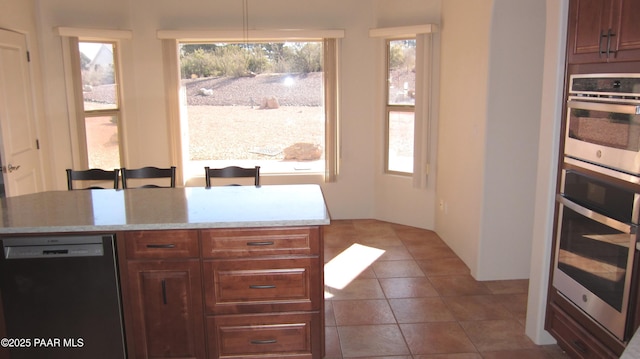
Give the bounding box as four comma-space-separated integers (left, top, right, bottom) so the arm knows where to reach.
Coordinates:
554, 73, 640, 341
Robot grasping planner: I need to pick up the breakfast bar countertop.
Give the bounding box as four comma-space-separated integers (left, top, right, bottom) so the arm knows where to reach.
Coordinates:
0, 184, 330, 234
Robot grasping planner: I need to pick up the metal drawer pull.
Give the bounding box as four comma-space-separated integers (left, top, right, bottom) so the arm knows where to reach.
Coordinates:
572, 340, 588, 354
146, 244, 176, 249
246, 241, 274, 246
251, 339, 277, 345
249, 284, 276, 289
161, 279, 167, 305
606, 28, 615, 57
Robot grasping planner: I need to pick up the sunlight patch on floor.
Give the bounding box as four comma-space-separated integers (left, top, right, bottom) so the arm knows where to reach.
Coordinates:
324, 243, 385, 298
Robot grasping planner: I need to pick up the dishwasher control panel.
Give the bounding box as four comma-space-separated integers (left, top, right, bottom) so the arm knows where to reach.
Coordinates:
1, 235, 107, 259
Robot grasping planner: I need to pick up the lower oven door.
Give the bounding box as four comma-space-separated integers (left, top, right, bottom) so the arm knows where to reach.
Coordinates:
553, 195, 638, 341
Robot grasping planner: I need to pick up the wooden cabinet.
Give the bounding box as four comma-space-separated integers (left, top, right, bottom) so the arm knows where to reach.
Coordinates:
127, 260, 207, 359
547, 301, 619, 359
203, 257, 320, 314
207, 313, 321, 359
546, 3, 640, 357
200, 227, 319, 258
201, 227, 323, 359
121, 226, 324, 359
124, 230, 206, 359
125, 229, 200, 259
567, 0, 640, 64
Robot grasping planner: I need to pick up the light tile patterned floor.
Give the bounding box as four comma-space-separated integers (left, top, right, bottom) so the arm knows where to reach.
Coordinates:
323, 219, 570, 359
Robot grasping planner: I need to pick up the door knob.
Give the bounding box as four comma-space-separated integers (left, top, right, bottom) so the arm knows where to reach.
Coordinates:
5, 164, 20, 173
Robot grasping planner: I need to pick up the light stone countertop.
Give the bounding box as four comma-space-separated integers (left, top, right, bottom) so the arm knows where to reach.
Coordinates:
0, 185, 330, 234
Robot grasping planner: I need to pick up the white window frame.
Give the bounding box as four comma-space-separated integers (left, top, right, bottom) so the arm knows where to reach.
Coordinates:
57, 27, 131, 171
158, 29, 343, 184
370, 25, 437, 187
385, 38, 416, 175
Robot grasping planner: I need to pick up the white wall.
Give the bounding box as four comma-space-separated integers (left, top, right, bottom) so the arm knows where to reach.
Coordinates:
436, 0, 562, 343
479, 0, 545, 279
526, 0, 567, 345
435, 0, 545, 280
372, 1, 441, 229
436, 0, 492, 277
27, 0, 439, 227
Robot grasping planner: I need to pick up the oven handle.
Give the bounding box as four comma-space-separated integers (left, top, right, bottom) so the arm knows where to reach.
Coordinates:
557, 195, 635, 235
567, 99, 640, 115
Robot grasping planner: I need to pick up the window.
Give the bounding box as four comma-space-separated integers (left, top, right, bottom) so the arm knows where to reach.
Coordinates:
74, 40, 123, 170
385, 39, 416, 174
371, 24, 436, 187
178, 41, 327, 175
58, 28, 131, 177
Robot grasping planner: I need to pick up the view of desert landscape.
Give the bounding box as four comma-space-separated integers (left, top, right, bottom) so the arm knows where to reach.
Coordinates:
83, 69, 414, 172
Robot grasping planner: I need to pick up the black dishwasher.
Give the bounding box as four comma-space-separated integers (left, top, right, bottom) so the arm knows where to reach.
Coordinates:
0, 234, 126, 359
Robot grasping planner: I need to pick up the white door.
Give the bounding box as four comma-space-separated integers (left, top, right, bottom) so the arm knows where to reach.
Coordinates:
0, 29, 42, 197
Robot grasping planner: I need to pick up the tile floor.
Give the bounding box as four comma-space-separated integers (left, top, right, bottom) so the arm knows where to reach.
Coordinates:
322, 219, 571, 359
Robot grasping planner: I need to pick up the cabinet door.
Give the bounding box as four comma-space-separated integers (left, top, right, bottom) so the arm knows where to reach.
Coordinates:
614, 0, 640, 62
127, 260, 206, 359
567, 0, 614, 64
567, 0, 640, 64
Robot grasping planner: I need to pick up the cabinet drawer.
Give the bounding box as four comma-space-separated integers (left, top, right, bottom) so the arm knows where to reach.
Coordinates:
125, 230, 199, 259
547, 303, 617, 359
201, 227, 319, 258
207, 312, 320, 359
203, 258, 320, 314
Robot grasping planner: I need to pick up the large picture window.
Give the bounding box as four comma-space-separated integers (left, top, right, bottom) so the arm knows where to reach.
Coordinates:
178, 41, 327, 175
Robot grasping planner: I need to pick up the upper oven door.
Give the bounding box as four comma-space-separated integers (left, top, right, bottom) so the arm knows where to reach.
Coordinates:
565, 99, 640, 176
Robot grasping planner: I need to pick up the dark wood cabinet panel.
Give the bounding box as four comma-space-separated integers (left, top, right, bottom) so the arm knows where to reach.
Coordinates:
616, 0, 640, 61
547, 302, 619, 359
203, 257, 320, 314
207, 312, 320, 359
125, 229, 200, 259
569, 0, 611, 61
127, 260, 206, 359
121, 226, 324, 359
201, 227, 319, 258
567, 0, 640, 64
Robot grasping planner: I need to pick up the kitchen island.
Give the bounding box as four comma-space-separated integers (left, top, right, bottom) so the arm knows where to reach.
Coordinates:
0, 185, 330, 359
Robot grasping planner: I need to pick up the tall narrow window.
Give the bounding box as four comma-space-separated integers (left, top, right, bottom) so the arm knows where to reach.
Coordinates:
178, 41, 326, 175
385, 39, 416, 174
76, 41, 122, 170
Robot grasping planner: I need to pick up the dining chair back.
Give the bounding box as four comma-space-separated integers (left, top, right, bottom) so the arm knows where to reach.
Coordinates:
121, 166, 176, 189
204, 166, 260, 187
66, 168, 120, 190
